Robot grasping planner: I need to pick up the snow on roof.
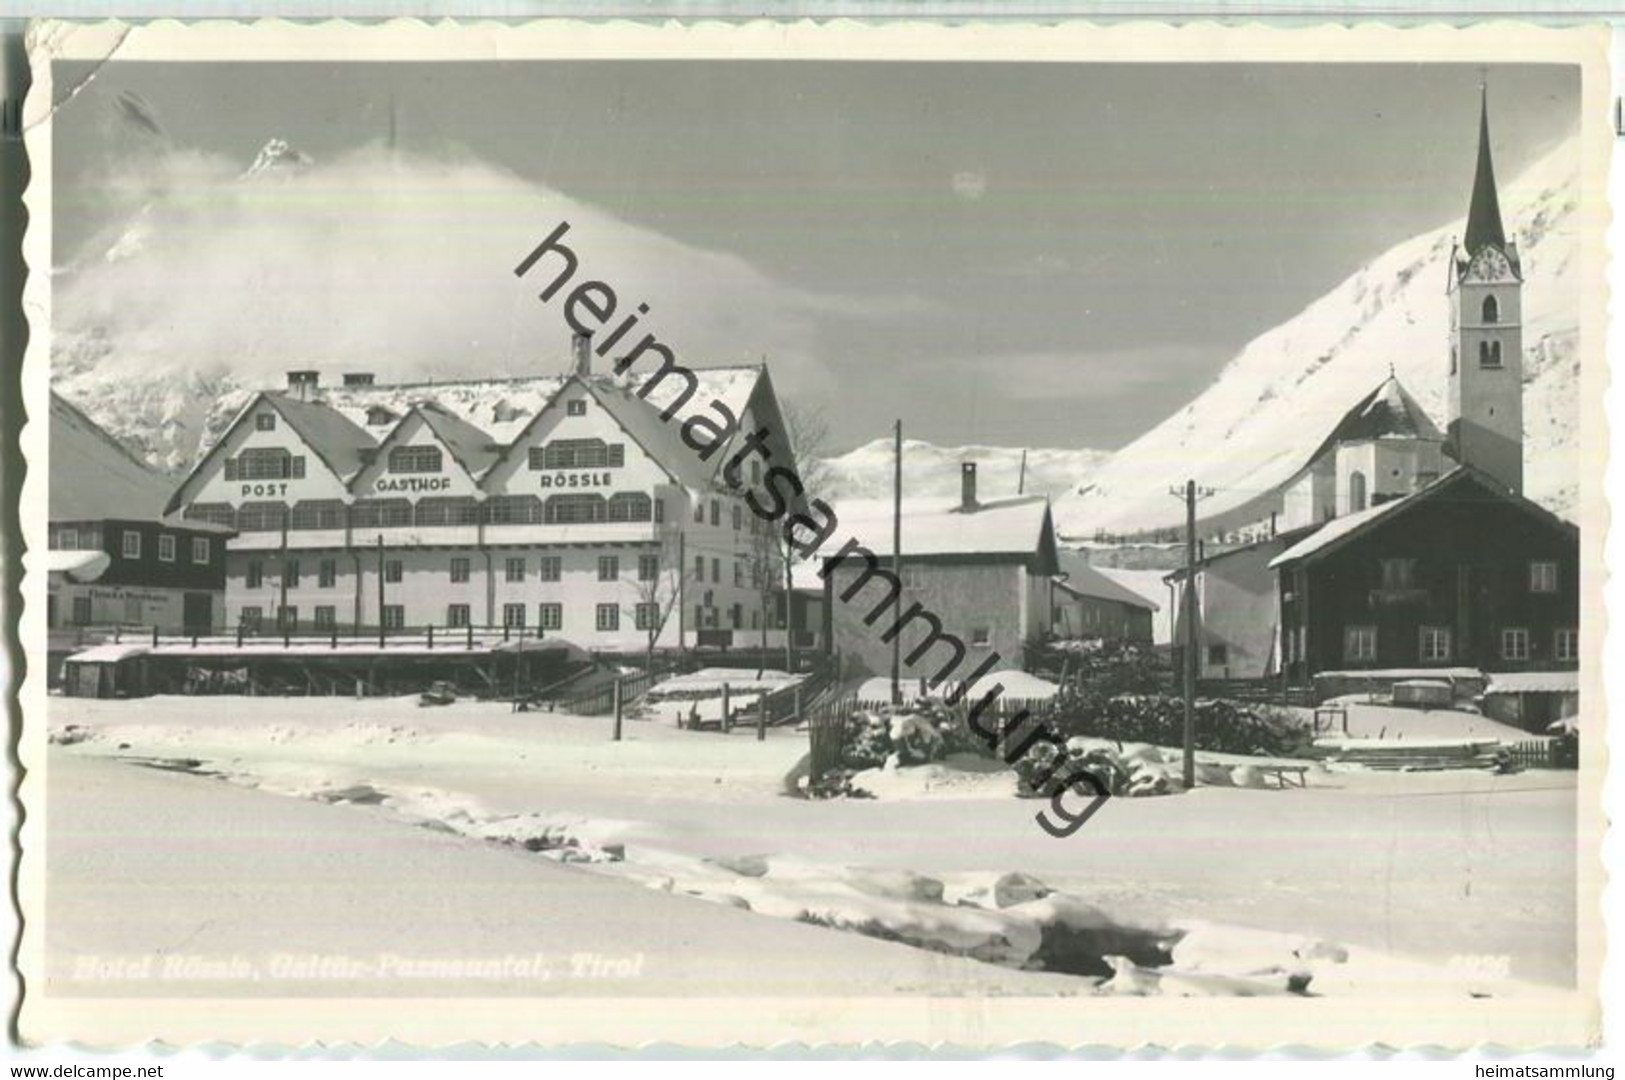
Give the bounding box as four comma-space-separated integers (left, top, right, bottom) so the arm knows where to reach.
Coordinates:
65, 643, 149, 664
1054, 550, 1158, 611
224, 367, 767, 489
45, 549, 111, 582
1267, 488, 1417, 569
1270, 466, 1576, 570
414, 402, 503, 478
1486, 671, 1579, 695
268, 393, 377, 481
49, 392, 177, 522
826, 495, 1058, 569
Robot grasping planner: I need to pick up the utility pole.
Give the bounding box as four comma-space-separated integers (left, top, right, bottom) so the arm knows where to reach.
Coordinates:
890, 419, 903, 706
375, 533, 386, 649
1170, 480, 1214, 789
1017, 448, 1028, 496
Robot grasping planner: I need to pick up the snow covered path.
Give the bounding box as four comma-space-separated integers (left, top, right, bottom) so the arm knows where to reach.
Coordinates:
45, 695, 1579, 991
44, 752, 1083, 998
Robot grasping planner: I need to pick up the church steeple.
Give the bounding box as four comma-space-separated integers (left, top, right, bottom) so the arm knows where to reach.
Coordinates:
1446, 81, 1524, 495
1463, 85, 1507, 256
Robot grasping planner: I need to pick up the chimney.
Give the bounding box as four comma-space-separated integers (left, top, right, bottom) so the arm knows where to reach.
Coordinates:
286, 370, 320, 400
572, 331, 593, 376
343, 372, 375, 387
960, 461, 979, 512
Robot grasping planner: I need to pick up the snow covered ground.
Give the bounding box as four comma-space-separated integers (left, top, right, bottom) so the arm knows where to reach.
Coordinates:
44, 694, 1578, 995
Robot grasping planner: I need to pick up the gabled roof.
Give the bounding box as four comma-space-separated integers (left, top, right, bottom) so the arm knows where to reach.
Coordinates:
1307, 375, 1442, 462
1464, 87, 1508, 258
1054, 550, 1158, 611
412, 401, 502, 479
49, 392, 176, 522
827, 494, 1060, 573
1268, 466, 1577, 570
266, 392, 376, 481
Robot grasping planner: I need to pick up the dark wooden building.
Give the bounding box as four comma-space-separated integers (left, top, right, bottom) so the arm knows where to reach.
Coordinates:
1270, 467, 1578, 685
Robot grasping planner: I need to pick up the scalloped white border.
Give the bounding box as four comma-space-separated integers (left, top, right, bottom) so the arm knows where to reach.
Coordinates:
13, 16, 1614, 1051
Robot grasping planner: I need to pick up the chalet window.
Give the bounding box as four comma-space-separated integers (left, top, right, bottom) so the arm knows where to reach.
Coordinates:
901, 564, 926, 589
751, 460, 763, 486
1479, 340, 1503, 369
506, 557, 526, 583
237, 502, 288, 532
970, 627, 992, 647
567, 399, 587, 416
449, 557, 471, 584
733, 562, 744, 587
539, 603, 563, 630
389, 444, 443, 474
415, 497, 481, 527
1379, 558, 1417, 591
239, 447, 294, 480
319, 558, 337, 588
121, 530, 141, 559
654, 499, 665, 523
350, 498, 412, 528
1207, 644, 1228, 667
503, 604, 527, 628
185, 504, 236, 530
1348, 471, 1367, 513
239, 606, 263, 631
277, 606, 298, 632
255, 412, 277, 431
246, 560, 263, 589
1555, 628, 1579, 662
730, 603, 743, 628
382, 605, 405, 629
290, 500, 345, 530
1420, 626, 1452, 662
694, 502, 705, 523
158, 534, 176, 562
446, 604, 471, 628
1482, 295, 1500, 324
636, 603, 659, 631
694, 555, 705, 581
710, 500, 720, 527
597, 604, 620, 632
712, 558, 721, 583
538, 556, 562, 582
1529, 561, 1558, 594
638, 555, 659, 582
53, 527, 77, 550
191, 537, 211, 564
1501, 627, 1531, 661
532, 439, 624, 470
1343, 625, 1377, 662
607, 492, 653, 523
384, 560, 403, 584
284, 559, 300, 588
598, 556, 619, 581
486, 495, 542, 525
314, 606, 336, 631
545, 494, 606, 524
732, 505, 743, 531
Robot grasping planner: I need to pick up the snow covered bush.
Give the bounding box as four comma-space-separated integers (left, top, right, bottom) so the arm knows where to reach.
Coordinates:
839, 700, 981, 770
1014, 737, 1175, 800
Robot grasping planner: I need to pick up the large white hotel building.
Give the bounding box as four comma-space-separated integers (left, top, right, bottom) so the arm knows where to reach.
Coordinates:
164, 342, 806, 653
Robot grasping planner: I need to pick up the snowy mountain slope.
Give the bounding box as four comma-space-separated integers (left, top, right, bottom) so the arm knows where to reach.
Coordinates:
1053, 132, 1582, 538
817, 438, 1109, 503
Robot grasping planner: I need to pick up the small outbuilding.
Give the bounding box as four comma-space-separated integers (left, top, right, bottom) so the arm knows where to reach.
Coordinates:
1481, 670, 1580, 733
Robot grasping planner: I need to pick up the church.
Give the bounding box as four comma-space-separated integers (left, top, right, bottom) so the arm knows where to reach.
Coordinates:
1169, 89, 1579, 689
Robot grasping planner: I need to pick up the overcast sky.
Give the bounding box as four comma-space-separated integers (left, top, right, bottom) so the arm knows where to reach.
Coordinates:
51, 60, 1579, 453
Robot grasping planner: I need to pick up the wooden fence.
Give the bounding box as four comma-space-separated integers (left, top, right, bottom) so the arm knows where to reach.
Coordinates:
1504, 739, 1577, 770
